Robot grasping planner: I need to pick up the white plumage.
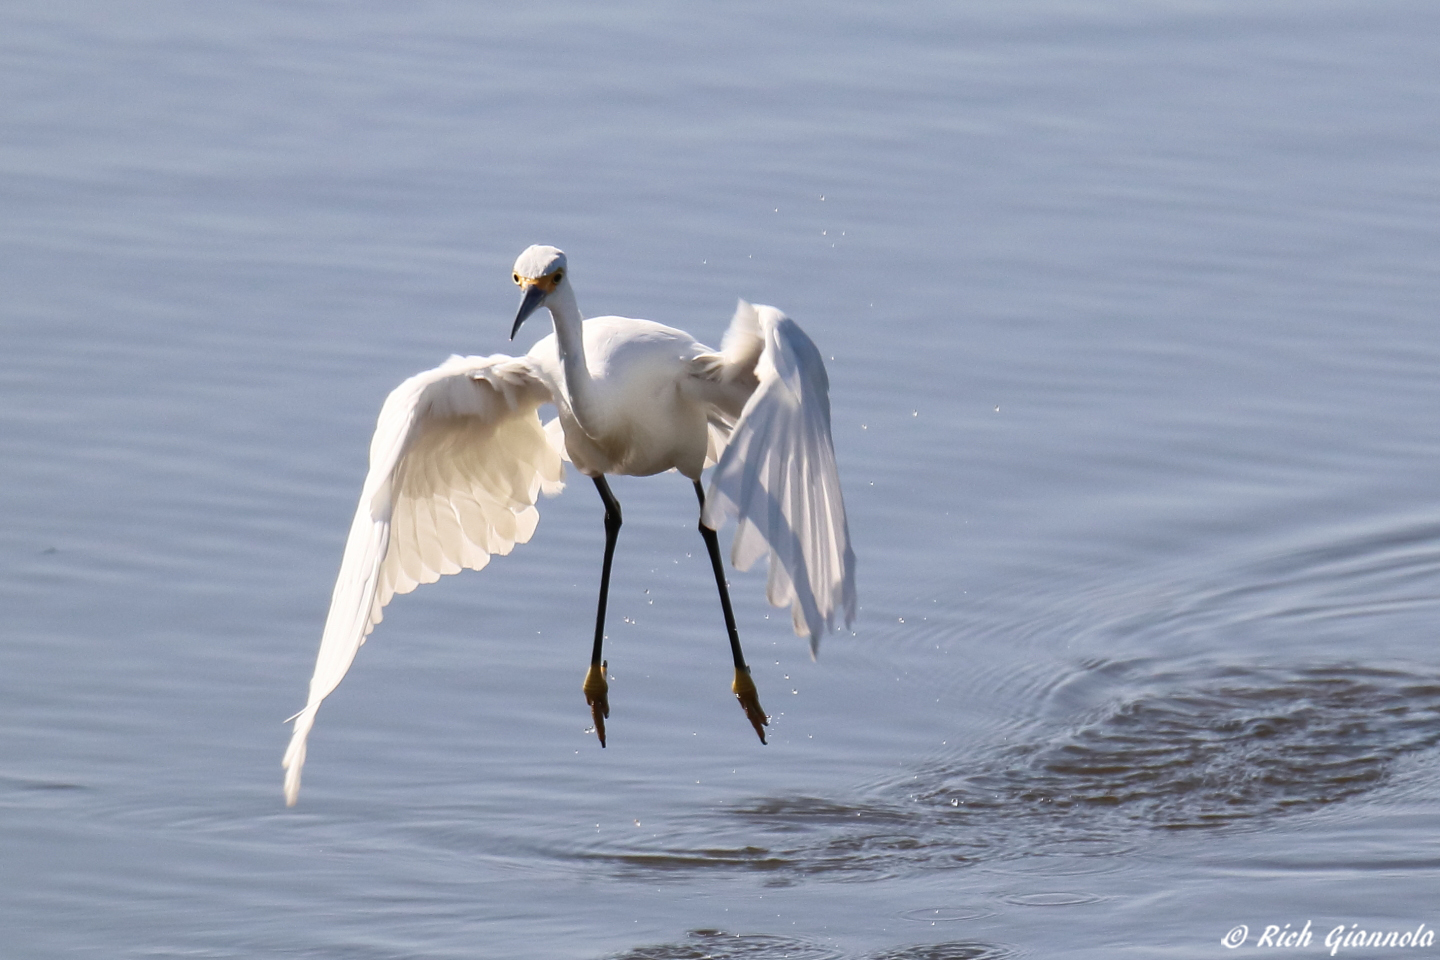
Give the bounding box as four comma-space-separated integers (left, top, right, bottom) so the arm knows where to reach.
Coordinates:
283, 245, 855, 806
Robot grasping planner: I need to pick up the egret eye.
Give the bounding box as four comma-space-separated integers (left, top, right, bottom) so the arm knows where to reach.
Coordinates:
553, 270, 563, 283
513, 273, 521, 284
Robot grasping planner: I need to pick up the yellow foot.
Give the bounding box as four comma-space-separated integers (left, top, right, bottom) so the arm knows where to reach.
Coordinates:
583, 660, 609, 747
732, 666, 769, 744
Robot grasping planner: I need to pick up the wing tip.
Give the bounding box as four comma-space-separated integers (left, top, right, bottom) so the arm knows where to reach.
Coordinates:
283, 760, 303, 807
282, 706, 318, 807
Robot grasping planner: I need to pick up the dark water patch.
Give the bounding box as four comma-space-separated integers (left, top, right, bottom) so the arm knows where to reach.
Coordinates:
944, 664, 1440, 830
731, 797, 922, 831
0, 775, 86, 791
577, 797, 949, 881
586, 846, 799, 875
588, 832, 969, 883
868, 944, 1010, 960
603, 929, 1010, 960
0, 773, 89, 811
605, 929, 843, 960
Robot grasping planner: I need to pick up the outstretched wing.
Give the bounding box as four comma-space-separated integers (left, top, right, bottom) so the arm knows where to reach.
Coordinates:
701, 301, 856, 655
283, 354, 563, 805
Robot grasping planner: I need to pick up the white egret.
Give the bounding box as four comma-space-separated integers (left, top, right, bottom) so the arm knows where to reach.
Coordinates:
282, 245, 856, 806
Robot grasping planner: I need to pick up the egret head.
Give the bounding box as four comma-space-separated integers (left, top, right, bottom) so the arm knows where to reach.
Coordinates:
511, 245, 568, 339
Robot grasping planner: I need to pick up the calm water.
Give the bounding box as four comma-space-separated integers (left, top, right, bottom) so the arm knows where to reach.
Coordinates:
5, 2, 1440, 957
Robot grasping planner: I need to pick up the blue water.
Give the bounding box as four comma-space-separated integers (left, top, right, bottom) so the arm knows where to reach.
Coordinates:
5, 2, 1440, 957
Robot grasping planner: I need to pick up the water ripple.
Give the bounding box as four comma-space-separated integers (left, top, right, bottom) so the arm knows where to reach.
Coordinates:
897, 906, 992, 923
997, 891, 1107, 907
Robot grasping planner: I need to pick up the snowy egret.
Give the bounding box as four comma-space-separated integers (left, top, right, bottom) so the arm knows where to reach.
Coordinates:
282, 245, 856, 805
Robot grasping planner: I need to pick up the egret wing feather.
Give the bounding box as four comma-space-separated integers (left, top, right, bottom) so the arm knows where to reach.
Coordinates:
702, 303, 857, 655
283, 354, 561, 806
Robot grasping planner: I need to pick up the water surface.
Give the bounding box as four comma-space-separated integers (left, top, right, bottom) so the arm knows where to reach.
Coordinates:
4, 2, 1440, 957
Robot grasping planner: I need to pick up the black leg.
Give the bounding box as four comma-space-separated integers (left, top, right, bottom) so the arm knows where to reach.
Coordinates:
584, 476, 622, 746
694, 481, 768, 743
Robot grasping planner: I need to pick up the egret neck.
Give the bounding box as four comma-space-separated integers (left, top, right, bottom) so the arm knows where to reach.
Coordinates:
542, 280, 605, 440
